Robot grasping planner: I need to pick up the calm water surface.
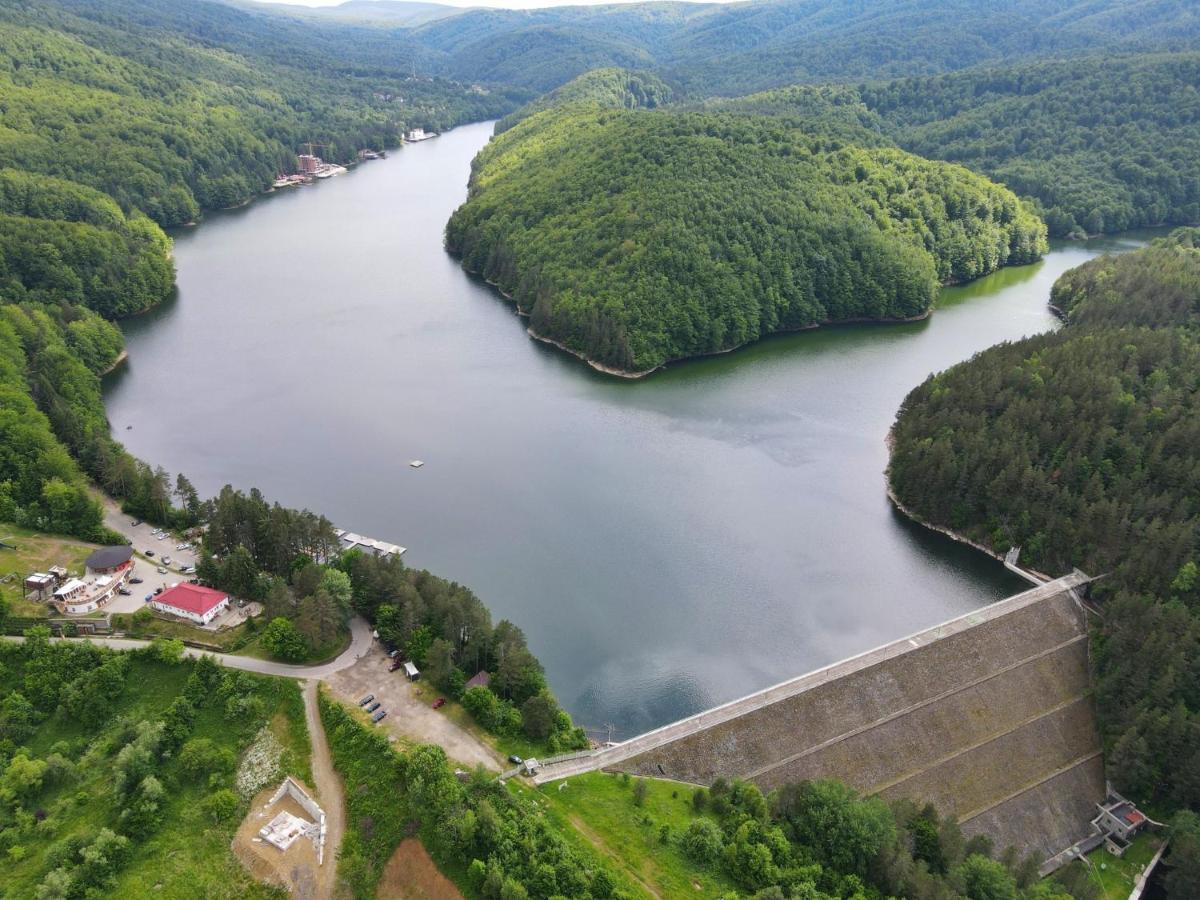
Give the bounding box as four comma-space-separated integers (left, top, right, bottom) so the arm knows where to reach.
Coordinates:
104, 121, 1150, 737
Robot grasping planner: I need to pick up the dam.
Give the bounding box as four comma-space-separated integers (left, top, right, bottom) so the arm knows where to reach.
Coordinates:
534, 572, 1103, 862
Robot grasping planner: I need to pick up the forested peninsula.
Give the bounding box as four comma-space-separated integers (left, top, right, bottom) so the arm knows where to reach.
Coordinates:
447, 103, 1046, 374
889, 228, 1200, 818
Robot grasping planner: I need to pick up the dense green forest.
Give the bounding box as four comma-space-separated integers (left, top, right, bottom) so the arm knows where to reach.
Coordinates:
396, 0, 1200, 95
495, 67, 673, 133
447, 105, 1045, 372
889, 231, 1200, 883
711, 53, 1200, 238
1, 0, 521, 227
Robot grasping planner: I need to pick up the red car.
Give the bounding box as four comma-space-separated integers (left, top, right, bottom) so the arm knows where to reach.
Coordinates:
388, 660, 403, 672
432, 698, 446, 709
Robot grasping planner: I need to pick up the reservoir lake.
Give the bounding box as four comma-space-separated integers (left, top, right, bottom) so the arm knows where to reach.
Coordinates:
104, 120, 1149, 738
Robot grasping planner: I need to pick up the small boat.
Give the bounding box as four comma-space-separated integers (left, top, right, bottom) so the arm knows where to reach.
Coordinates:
409, 460, 424, 468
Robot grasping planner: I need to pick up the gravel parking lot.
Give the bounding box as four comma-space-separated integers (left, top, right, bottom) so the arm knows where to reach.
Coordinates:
324, 643, 501, 771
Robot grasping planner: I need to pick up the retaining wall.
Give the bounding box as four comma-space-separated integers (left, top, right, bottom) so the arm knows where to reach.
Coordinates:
609, 580, 1103, 861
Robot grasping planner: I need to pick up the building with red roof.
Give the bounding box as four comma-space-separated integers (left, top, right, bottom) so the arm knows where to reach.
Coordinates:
151, 583, 230, 626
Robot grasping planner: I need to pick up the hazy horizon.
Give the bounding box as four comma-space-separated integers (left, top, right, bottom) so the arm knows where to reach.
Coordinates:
256, 0, 733, 11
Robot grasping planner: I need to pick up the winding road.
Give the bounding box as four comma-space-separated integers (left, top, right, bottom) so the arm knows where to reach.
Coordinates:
3, 615, 375, 678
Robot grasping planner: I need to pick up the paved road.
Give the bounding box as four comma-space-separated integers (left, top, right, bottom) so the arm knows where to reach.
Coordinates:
3, 616, 375, 679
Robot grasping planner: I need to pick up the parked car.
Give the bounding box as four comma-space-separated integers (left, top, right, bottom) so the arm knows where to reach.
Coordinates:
371, 710, 387, 724
131, 519, 142, 527
176, 543, 188, 550
183, 566, 196, 574
144, 550, 155, 557
358, 694, 374, 707
388, 660, 403, 672
157, 566, 167, 574
161, 556, 172, 565
154, 587, 163, 595
144, 593, 154, 602
508, 755, 523, 765
118, 587, 132, 596
432, 698, 446, 710
366, 701, 381, 713
130, 577, 143, 584
388, 648, 400, 659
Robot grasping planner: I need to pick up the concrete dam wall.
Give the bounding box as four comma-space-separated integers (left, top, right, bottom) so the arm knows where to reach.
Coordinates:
538, 574, 1103, 862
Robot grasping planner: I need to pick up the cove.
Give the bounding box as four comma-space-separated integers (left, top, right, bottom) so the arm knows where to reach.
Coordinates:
103, 120, 1151, 739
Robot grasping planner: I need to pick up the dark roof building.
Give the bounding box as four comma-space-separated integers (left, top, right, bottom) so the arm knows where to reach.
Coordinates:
85, 545, 134, 573
464, 671, 490, 691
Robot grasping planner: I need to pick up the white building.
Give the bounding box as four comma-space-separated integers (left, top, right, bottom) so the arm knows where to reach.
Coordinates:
150, 583, 230, 626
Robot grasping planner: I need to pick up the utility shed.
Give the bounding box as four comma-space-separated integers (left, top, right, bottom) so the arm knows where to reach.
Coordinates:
403, 662, 419, 681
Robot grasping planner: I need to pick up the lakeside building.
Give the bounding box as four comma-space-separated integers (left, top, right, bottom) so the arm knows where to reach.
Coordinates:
334, 529, 405, 559
86, 545, 133, 577
40, 545, 134, 614
297, 154, 321, 175
151, 583, 230, 626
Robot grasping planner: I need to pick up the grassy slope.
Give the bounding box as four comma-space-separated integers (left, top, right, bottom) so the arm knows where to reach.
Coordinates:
535, 771, 738, 898
0, 524, 94, 618
1, 656, 310, 899
1080, 832, 1163, 899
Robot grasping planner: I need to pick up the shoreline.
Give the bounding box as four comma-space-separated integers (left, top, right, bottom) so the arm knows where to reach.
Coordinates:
462, 257, 936, 378
883, 429, 1056, 582
99, 349, 129, 376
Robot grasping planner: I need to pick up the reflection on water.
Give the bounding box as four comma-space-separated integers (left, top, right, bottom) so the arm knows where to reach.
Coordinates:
105, 122, 1152, 737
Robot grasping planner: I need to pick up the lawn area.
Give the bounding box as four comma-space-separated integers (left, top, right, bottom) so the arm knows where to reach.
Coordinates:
1083, 832, 1163, 899
534, 771, 739, 898
0, 648, 310, 899
0, 523, 95, 618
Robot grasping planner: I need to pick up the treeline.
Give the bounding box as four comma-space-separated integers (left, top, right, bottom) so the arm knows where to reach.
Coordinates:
863, 54, 1200, 238
0, 634, 307, 895
494, 67, 673, 133
344, 551, 587, 752
723, 54, 1200, 238
888, 230, 1200, 888
1050, 227, 1200, 328
2, 0, 522, 227
448, 105, 1045, 373
403, 0, 1200, 96
322, 696, 619, 898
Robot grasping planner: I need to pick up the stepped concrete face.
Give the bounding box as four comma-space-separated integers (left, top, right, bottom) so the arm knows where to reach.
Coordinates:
542, 575, 1102, 862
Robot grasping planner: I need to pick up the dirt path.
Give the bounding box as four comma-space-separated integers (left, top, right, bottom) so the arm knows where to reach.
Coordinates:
304, 679, 345, 900
567, 813, 662, 900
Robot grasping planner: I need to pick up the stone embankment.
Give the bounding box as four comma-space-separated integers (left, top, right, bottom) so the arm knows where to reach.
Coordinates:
535, 574, 1102, 862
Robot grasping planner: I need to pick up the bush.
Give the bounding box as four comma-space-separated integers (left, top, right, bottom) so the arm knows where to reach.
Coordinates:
681, 818, 725, 863
259, 617, 308, 662
199, 789, 240, 823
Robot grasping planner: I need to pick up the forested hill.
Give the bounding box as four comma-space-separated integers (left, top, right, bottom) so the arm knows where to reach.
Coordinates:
495, 67, 673, 133
0, 0, 520, 544
710, 53, 1200, 239
397, 0, 1200, 94
1, 0, 521, 226
888, 229, 1200, 820
446, 105, 1045, 374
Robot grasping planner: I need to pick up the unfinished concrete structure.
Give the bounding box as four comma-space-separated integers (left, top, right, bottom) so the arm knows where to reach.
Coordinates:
536, 573, 1102, 862
260, 777, 327, 864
